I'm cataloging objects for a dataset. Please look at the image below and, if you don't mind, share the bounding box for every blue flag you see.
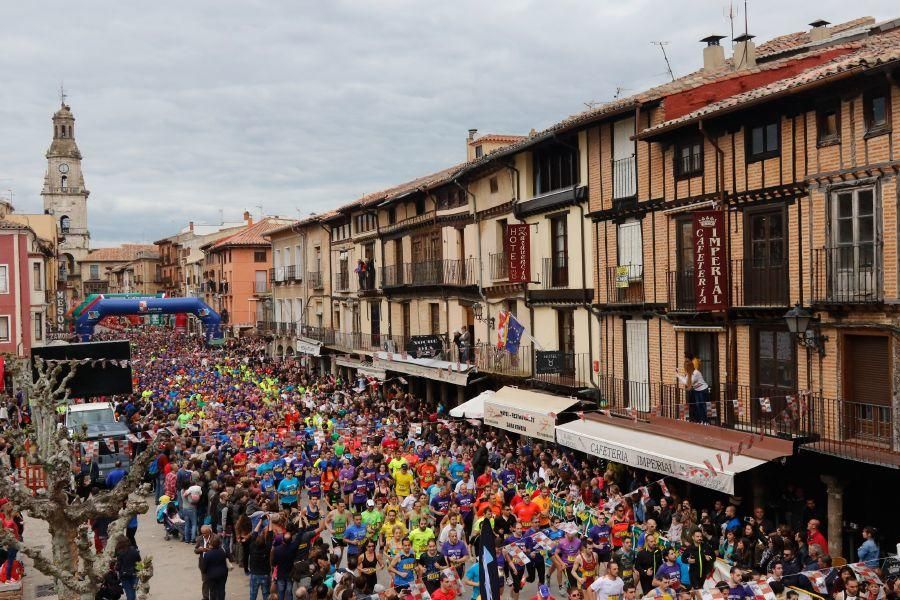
[504,314,525,353]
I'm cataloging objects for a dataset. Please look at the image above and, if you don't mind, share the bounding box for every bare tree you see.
[0,355,169,600]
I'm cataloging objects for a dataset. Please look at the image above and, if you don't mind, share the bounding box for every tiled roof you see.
[0,219,31,232]
[207,218,295,250]
[638,26,900,138]
[469,134,528,145]
[756,17,877,58]
[84,244,156,262]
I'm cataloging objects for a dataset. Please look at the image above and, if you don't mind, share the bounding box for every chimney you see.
[189,220,194,232]
[467,128,478,142]
[733,33,757,70]
[700,35,726,71]
[809,19,831,43]
[243,210,253,226]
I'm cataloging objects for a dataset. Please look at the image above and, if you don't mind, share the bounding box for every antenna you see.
[584,100,602,109]
[724,2,736,45]
[256,205,263,219]
[651,41,675,81]
[59,82,67,106]
[614,86,632,99]
[218,209,224,225]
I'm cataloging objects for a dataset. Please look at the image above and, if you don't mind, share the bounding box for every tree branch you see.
[0,528,93,595]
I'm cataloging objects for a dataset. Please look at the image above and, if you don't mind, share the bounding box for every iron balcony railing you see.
[532,352,592,390]
[812,243,883,304]
[594,375,898,465]
[269,268,277,282]
[731,258,789,307]
[667,269,696,311]
[381,259,477,288]
[605,264,644,304]
[490,252,509,281]
[473,343,531,377]
[284,265,296,281]
[612,155,636,199]
[308,271,324,289]
[541,254,569,288]
[334,270,350,291]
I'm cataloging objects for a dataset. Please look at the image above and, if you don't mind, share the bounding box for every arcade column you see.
[820,474,844,557]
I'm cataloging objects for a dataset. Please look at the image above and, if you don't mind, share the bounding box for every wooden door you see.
[752,328,796,421]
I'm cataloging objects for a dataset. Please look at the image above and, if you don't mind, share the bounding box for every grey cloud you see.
[0,0,893,245]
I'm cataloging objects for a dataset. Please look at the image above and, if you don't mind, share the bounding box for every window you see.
[0,316,9,342]
[33,263,42,291]
[430,303,440,335]
[674,139,703,178]
[864,86,890,135]
[550,214,569,287]
[817,101,841,145]
[388,207,397,225]
[254,250,267,263]
[401,303,411,338]
[475,145,483,158]
[557,309,575,355]
[534,137,579,195]
[436,188,466,210]
[746,120,779,161]
[830,187,878,299]
[0,265,7,293]
[355,213,377,233]
[60,215,71,233]
[331,222,351,241]
[34,312,43,341]
[489,176,499,194]
[415,198,426,216]
[617,219,643,279]
[89,264,100,280]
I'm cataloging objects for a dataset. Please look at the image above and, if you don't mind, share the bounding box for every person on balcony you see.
[675,355,709,424]
[355,259,367,290]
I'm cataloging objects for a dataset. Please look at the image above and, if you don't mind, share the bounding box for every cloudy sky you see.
[0,1,892,246]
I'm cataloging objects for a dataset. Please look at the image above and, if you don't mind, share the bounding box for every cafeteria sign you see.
[506,224,530,283]
[693,210,728,311]
[615,266,630,288]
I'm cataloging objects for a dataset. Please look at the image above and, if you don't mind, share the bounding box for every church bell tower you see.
[42,99,91,268]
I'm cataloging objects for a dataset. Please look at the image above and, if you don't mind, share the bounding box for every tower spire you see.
[59,82,67,106]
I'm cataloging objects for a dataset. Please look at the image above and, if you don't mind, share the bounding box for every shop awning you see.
[485,387,579,443]
[555,417,769,494]
[372,351,472,386]
[449,390,494,419]
[296,340,322,356]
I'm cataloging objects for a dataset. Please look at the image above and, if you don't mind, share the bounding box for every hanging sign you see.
[693,211,728,311]
[506,224,531,283]
[535,350,564,374]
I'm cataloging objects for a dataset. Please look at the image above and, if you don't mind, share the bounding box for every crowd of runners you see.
[39,329,895,600]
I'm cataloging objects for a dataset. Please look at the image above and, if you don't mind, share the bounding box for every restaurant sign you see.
[506,224,531,283]
[693,210,728,311]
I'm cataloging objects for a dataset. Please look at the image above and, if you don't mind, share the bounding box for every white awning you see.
[449,390,495,419]
[555,418,766,494]
[485,387,579,443]
[372,351,472,386]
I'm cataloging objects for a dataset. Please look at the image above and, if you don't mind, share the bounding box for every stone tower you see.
[42,102,90,272]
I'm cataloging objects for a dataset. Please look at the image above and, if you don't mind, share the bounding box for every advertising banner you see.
[506,224,530,283]
[693,210,728,311]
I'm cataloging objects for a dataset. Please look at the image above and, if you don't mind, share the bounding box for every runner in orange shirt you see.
[513,493,542,528]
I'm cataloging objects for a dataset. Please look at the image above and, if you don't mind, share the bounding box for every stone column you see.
[457,386,466,407]
[820,474,843,558]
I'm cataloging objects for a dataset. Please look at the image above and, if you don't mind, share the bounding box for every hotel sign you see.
[693,211,728,311]
[506,224,530,283]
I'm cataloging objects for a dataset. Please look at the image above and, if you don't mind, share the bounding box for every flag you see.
[496,311,510,350]
[479,519,501,600]
[504,314,525,353]
[759,397,772,413]
[659,480,670,497]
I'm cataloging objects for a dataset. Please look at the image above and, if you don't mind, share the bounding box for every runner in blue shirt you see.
[277,469,300,511]
[389,538,417,592]
[344,512,369,569]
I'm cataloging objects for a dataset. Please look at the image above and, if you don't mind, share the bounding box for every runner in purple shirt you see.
[553,530,582,589]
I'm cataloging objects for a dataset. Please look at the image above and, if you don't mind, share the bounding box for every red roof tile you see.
[84,244,156,262]
[207,218,296,250]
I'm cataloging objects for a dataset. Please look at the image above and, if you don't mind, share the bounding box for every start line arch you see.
[75,297,224,344]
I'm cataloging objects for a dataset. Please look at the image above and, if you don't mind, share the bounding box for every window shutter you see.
[618,220,643,269]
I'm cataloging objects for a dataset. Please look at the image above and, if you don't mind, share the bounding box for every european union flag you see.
[504,314,525,353]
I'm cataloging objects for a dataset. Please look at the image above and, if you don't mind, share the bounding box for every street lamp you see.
[783,303,827,356]
[472,302,495,329]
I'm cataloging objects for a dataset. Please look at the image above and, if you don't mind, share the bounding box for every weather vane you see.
[59,82,67,106]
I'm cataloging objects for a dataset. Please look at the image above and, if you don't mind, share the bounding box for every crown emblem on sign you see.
[698,215,717,227]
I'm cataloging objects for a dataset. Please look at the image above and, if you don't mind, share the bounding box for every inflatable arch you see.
[75,297,224,344]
